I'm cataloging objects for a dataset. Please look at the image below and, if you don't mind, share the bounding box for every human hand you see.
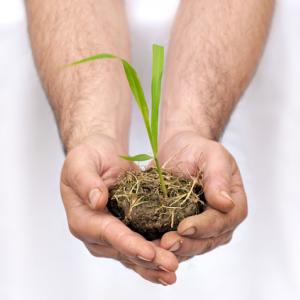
[158,131,248,259]
[60,135,178,285]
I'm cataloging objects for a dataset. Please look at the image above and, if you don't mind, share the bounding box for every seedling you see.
[66,44,167,196]
[66,44,206,240]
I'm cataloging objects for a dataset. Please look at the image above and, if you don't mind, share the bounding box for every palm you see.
[60,135,178,284]
[158,131,247,258]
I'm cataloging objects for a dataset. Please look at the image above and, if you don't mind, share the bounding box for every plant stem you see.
[154,156,168,198]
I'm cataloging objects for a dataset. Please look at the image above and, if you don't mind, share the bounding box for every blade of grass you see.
[121,60,152,149]
[120,154,153,162]
[64,54,154,151]
[151,44,164,155]
[63,53,116,67]
[64,48,168,197]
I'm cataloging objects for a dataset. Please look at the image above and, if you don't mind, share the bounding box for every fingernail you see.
[169,241,181,252]
[137,255,152,262]
[158,278,169,286]
[88,188,101,209]
[220,191,235,207]
[181,227,196,236]
[158,265,171,273]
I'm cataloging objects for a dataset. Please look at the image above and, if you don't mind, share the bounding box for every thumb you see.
[63,149,109,210]
[202,153,235,213]
[87,178,108,210]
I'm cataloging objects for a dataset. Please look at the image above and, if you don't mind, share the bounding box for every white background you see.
[0,0,299,299]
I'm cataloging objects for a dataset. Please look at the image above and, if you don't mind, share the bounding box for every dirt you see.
[107,168,206,240]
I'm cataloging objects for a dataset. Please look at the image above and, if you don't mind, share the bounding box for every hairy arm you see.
[160,0,275,142]
[25,0,179,285]
[26,0,131,152]
[158,0,274,257]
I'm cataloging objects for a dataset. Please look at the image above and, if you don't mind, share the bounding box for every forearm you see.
[26,0,131,152]
[160,0,274,141]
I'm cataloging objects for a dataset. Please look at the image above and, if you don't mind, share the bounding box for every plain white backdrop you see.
[0,1,299,299]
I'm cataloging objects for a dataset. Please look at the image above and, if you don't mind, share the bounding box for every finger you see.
[149,239,179,272]
[62,146,108,210]
[83,211,178,271]
[86,242,177,273]
[177,208,233,239]
[63,181,178,272]
[119,256,177,285]
[161,230,233,256]
[86,242,159,270]
[177,231,233,256]
[177,256,193,263]
[131,264,177,286]
[178,171,247,239]
[75,206,178,271]
[67,205,157,262]
[159,234,193,262]
[160,231,184,252]
[202,145,235,212]
[85,242,120,259]
[129,246,178,272]
[86,245,176,285]
[231,167,248,217]
[152,246,179,273]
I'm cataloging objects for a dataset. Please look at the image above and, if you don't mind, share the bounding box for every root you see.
[108,167,206,240]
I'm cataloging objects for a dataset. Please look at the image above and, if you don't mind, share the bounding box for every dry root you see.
[108,168,206,240]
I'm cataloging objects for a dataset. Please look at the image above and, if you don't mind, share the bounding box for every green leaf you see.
[151,44,164,155]
[120,154,153,162]
[120,59,153,148]
[64,46,168,196]
[64,53,154,151]
[63,53,116,67]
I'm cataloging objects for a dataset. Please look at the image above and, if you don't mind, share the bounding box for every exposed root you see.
[108,167,206,240]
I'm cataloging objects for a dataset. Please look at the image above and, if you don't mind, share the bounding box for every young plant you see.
[66,44,167,197]
[65,44,206,240]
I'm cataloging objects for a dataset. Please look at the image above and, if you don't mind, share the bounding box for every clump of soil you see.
[108,168,206,240]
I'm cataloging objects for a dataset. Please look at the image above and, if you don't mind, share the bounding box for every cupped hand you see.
[158,131,248,259]
[60,135,178,285]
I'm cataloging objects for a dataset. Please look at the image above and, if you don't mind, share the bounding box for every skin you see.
[159,0,275,258]
[26,0,274,286]
[26,0,178,285]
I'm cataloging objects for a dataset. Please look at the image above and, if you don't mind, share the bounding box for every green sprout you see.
[65,44,167,197]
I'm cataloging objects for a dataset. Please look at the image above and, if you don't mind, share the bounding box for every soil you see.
[107,168,206,240]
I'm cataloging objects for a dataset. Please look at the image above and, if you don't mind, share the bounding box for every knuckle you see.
[211,142,228,158]
[86,243,104,258]
[87,247,99,257]
[211,213,226,235]
[178,256,193,263]
[241,204,248,221]
[239,210,247,223]
[216,142,226,153]
[98,219,114,244]
[203,238,216,254]
[235,204,248,226]
[230,154,237,167]
[116,251,126,263]
[222,233,233,245]
[68,215,82,240]
[116,232,136,253]
[226,149,235,162]
[121,260,134,269]
[71,170,86,188]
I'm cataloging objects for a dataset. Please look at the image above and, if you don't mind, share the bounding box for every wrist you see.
[58,92,131,153]
[159,117,218,147]
[61,119,129,154]
[64,132,128,157]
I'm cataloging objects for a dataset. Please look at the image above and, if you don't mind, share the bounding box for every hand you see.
[158,131,248,259]
[60,135,178,285]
